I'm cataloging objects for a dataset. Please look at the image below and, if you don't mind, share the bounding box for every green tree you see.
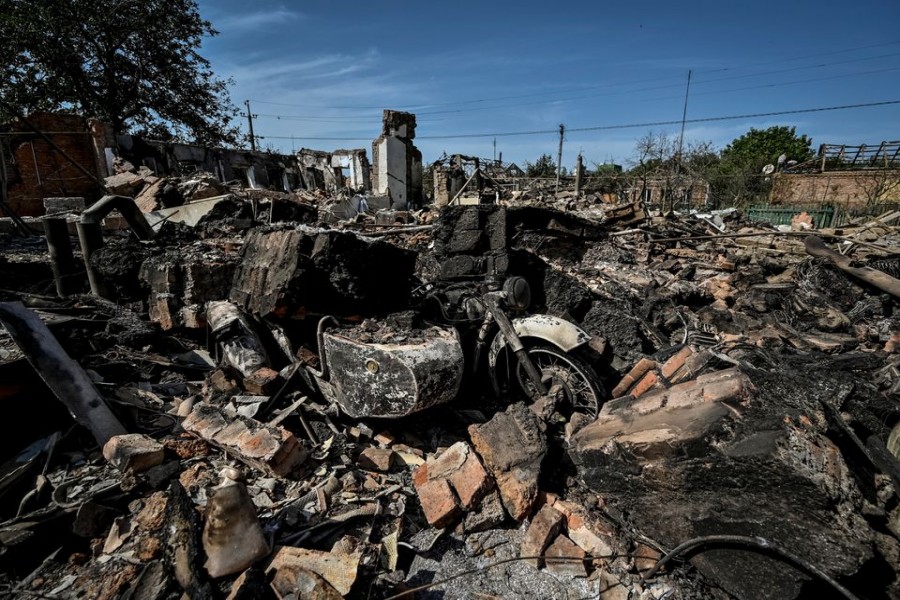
[0,0,240,146]
[524,154,557,178]
[712,126,814,206]
[721,126,814,171]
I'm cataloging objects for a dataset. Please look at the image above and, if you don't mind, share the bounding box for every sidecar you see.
[308,321,465,419]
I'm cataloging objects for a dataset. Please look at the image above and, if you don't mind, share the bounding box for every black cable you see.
[640,534,860,600]
[383,553,620,599]
[254,98,900,143]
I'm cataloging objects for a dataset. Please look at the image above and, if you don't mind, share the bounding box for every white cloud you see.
[214,8,304,32]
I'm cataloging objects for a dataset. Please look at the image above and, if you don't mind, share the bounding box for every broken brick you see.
[469,403,546,521]
[545,534,588,577]
[102,433,165,474]
[463,489,507,533]
[520,504,565,567]
[358,447,394,471]
[414,477,460,528]
[267,546,360,596]
[632,542,662,573]
[242,367,282,395]
[426,441,492,510]
[182,403,307,477]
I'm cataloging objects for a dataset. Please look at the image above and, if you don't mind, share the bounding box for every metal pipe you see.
[80,195,154,239]
[76,220,105,296]
[312,316,339,380]
[0,301,127,446]
[43,216,80,297]
[77,195,154,296]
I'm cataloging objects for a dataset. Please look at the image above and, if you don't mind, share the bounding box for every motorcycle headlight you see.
[503,276,531,311]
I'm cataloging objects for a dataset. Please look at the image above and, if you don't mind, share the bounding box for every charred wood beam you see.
[804,235,900,299]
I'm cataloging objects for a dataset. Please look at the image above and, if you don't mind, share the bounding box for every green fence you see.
[748,204,836,227]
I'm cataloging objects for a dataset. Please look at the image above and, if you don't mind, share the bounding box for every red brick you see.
[417,442,493,511]
[6,113,102,216]
[611,357,657,397]
[633,543,662,573]
[358,447,394,472]
[243,367,282,395]
[520,504,565,567]
[415,478,460,528]
[630,370,659,398]
[885,331,900,353]
[545,534,587,577]
[660,346,694,379]
[432,442,492,510]
[412,463,430,488]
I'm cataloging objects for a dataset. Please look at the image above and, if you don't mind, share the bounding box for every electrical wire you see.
[254,99,900,142]
[247,39,900,112]
[639,534,860,600]
[382,554,619,599]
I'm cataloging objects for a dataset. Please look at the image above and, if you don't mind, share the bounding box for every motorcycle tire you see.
[502,342,607,419]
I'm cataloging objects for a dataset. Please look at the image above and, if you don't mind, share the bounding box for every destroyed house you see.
[772,139,900,210]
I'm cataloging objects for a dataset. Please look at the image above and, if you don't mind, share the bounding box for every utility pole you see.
[673,70,692,212]
[676,70,692,162]
[555,123,565,194]
[574,153,584,196]
[244,100,257,152]
[493,138,497,163]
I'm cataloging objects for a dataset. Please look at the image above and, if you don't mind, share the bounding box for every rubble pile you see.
[1,184,899,599]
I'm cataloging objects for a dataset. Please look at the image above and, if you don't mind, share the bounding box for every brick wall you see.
[770,170,900,210]
[3,113,103,216]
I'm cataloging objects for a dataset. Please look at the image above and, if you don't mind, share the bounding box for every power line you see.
[256,98,900,142]
[634,65,900,106]
[246,51,900,121]
[424,99,900,139]
[244,40,900,115]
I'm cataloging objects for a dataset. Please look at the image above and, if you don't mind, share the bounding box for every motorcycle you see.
[301,275,607,420]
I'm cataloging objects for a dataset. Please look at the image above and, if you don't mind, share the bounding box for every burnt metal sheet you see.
[319,328,463,418]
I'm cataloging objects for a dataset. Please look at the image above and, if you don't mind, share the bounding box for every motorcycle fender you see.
[487,315,592,376]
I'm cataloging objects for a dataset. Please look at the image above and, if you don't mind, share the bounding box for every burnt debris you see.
[0,171,899,600]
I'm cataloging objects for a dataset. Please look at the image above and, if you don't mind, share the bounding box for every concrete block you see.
[43,197,85,215]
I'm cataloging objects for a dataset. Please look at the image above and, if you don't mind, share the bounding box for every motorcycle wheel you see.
[509,343,606,419]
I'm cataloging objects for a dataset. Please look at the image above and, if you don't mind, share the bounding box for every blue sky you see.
[198,0,900,169]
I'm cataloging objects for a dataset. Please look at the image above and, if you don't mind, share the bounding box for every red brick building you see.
[1,112,107,216]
